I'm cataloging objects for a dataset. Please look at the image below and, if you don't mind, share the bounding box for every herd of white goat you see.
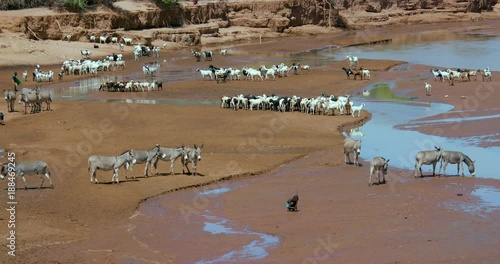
[220,93,365,117]
[198,63,310,83]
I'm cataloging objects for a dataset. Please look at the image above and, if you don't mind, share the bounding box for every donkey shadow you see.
[345,162,364,167]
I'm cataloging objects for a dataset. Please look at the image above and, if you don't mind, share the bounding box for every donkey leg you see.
[22,176,28,190]
[170,159,176,175]
[39,174,45,189]
[115,169,120,184]
[144,161,149,178]
[45,172,53,188]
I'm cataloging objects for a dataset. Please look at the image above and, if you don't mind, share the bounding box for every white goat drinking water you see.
[351,103,366,117]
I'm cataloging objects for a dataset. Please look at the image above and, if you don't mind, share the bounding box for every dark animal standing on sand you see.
[342,67,352,79]
[286,194,299,211]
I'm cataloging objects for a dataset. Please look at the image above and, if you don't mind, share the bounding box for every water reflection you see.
[323,31,500,70]
[352,86,499,180]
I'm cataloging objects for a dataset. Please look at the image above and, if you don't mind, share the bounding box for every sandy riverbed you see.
[0,19,499,263]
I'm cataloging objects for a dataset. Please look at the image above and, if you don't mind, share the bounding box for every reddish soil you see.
[0,19,499,263]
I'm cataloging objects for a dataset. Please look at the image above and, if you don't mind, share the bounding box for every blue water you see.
[318,31,500,71]
[194,187,280,263]
[352,85,500,179]
[472,186,500,209]
[196,216,280,264]
[321,33,500,71]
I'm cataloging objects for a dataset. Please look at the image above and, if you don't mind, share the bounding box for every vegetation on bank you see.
[0,0,115,10]
[0,0,497,12]
[0,0,177,11]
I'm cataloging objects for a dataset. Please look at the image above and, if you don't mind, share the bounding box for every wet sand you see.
[0,20,499,263]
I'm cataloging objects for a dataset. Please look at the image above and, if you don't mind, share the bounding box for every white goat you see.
[425,82,431,96]
[300,64,310,73]
[220,49,227,56]
[65,34,71,42]
[362,69,371,80]
[197,68,214,80]
[111,37,118,44]
[347,55,358,68]
[351,103,366,117]
[122,37,133,46]
[99,36,107,44]
[22,70,28,81]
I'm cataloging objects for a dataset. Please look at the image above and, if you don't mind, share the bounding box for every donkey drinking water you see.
[88,150,136,184]
[415,146,443,178]
[438,150,475,177]
[1,161,53,189]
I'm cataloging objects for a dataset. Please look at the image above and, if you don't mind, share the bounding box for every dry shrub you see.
[0,0,117,10]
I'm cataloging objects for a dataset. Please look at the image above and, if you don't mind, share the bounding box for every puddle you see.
[443,186,499,217]
[471,186,500,209]
[196,215,280,264]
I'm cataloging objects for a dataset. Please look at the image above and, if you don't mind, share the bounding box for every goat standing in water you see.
[425,82,432,96]
[369,157,389,186]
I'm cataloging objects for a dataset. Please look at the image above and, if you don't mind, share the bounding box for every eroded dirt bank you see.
[1,0,499,47]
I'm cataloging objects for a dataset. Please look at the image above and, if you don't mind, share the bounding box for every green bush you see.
[159,0,177,6]
[62,0,88,10]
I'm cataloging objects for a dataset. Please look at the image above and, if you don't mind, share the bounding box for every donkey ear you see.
[194,144,197,149]
[386,159,390,163]
[200,144,204,149]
